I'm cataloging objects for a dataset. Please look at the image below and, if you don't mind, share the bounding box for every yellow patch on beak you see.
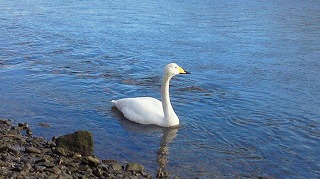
[178,66,190,74]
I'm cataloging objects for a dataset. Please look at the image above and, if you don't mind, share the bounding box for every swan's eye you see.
[175,66,177,68]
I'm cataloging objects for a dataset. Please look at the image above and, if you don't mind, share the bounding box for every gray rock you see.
[47,141,56,147]
[26,128,32,137]
[35,158,51,164]
[35,162,55,168]
[1,137,10,143]
[55,130,94,156]
[98,163,108,170]
[0,160,12,167]
[20,158,31,164]
[0,119,11,125]
[141,170,148,177]
[34,165,46,171]
[79,164,90,171]
[13,135,22,140]
[58,171,73,179]
[23,162,32,172]
[0,144,9,153]
[48,174,58,179]
[82,156,100,166]
[25,147,41,154]
[52,136,57,141]
[126,163,144,173]
[18,123,28,129]
[8,147,20,156]
[116,174,124,178]
[52,147,68,156]
[64,162,79,168]
[92,168,103,177]
[103,159,122,171]
[82,168,93,177]
[107,168,117,175]
[1,154,12,162]
[10,164,23,172]
[45,166,61,175]
[102,172,112,178]
[79,175,88,179]
[110,162,122,171]
[34,172,46,178]
[65,162,79,173]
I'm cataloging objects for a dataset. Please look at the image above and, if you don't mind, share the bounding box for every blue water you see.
[1,0,320,178]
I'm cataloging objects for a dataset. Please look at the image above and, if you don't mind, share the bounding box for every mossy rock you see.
[55,130,93,156]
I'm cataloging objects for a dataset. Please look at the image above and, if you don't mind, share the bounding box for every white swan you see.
[111,63,190,127]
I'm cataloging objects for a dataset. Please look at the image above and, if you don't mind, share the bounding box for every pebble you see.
[18,122,28,129]
[10,165,23,172]
[0,144,9,152]
[45,166,61,175]
[93,167,103,177]
[34,165,46,171]
[26,128,32,137]
[8,147,20,156]
[0,119,11,125]
[35,161,55,168]
[126,163,145,173]
[82,156,100,166]
[47,141,56,147]
[23,163,32,172]
[25,147,41,154]
[20,158,31,164]
[35,158,51,163]
[1,154,12,162]
[110,162,123,171]
[58,171,73,179]
[79,164,90,171]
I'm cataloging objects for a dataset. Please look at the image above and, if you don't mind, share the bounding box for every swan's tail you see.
[111,100,117,105]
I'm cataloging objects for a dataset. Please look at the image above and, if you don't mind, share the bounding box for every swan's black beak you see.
[181,71,191,74]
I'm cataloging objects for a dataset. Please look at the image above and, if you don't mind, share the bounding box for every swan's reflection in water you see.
[112,107,178,177]
[156,127,178,178]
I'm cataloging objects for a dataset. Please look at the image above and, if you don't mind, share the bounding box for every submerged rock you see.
[37,122,50,128]
[55,130,94,156]
[18,122,28,129]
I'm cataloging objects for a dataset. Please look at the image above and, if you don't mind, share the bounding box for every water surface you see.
[1,0,320,178]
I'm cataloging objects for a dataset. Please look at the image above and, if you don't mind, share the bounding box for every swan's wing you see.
[112,97,165,125]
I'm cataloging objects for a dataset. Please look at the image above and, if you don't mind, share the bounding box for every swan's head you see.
[164,63,190,77]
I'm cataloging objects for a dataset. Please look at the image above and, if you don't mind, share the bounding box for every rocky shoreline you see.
[0,119,153,179]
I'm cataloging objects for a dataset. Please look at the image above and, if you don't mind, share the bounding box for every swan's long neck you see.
[161,74,179,127]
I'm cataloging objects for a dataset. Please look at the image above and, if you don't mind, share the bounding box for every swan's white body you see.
[111,63,189,127]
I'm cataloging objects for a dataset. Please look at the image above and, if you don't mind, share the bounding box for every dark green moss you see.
[55,130,93,156]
